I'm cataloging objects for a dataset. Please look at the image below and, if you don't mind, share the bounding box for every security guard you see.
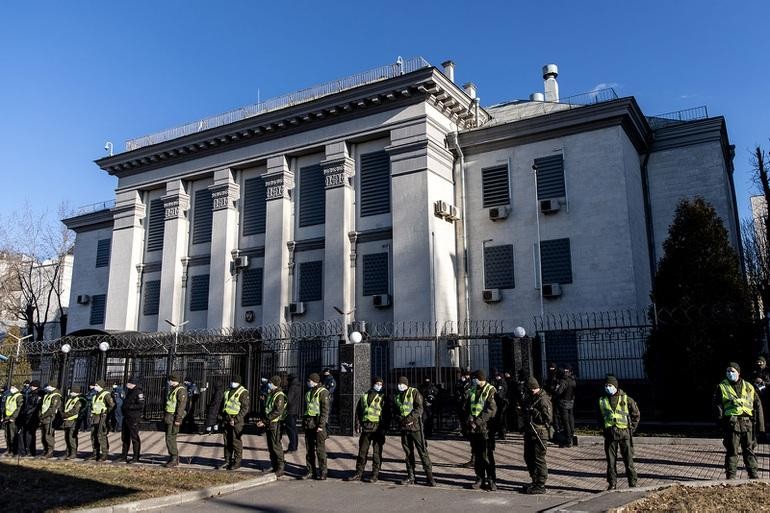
[39,383,62,458]
[713,362,765,479]
[599,374,640,489]
[256,375,286,476]
[90,380,115,462]
[302,372,330,480]
[346,376,389,482]
[520,376,551,494]
[2,384,23,457]
[395,376,435,486]
[465,370,498,491]
[164,374,187,468]
[119,376,145,463]
[219,374,249,470]
[62,386,86,459]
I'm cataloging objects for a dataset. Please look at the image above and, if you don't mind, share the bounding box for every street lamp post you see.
[60,343,72,392]
[164,319,189,376]
[5,333,32,387]
[98,341,110,381]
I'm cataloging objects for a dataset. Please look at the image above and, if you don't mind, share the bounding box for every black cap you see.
[526,377,540,389]
[398,376,409,385]
[30,380,40,388]
[372,376,384,385]
[232,375,242,384]
[169,373,181,382]
[605,374,619,387]
[727,362,741,373]
[270,375,281,387]
[308,373,320,383]
[472,369,487,381]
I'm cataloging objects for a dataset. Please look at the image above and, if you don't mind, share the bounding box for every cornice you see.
[61,209,114,233]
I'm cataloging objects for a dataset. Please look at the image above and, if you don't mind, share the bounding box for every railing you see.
[124,56,432,152]
[647,105,709,129]
[74,199,116,216]
[558,87,619,106]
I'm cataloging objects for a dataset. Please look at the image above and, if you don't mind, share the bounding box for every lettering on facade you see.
[265,178,285,200]
[323,164,351,189]
[164,201,180,220]
[211,190,230,210]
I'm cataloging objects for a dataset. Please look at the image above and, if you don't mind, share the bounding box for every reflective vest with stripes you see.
[720,379,755,417]
[41,391,61,416]
[395,387,416,417]
[92,390,110,415]
[165,385,184,414]
[265,390,287,422]
[469,383,496,417]
[362,392,384,423]
[4,392,21,418]
[64,396,85,421]
[223,386,247,416]
[599,393,630,429]
[305,386,325,417]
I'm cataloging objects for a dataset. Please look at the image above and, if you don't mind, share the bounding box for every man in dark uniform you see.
[751,356,770,438]
[714,362,764,479]
[62,386,86,459]
[464,370,498,490]
[395,376,435,486]
[599,374,640,489]
[455,370,474,468]
[520,376,551,494]
[219,374,249,470]
[284,374,301,452]
[347,376,389,482]
[545,363,560,442]
[302,372,330,480]
[2,384,23,457]
[39,382,62,458]
[164,374,187,468]
[90,380,115,461]
[119,376,145,463]
[557,364,577,447]
[18,380,41,457]
[493,372,509,440]
[419,377,439,438]
[257,375,286,476]
[322,368,336,414]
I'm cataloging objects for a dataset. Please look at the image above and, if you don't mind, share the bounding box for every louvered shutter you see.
[95,239,111,268]
[482,166,510,208]
[299,165,325,227]
[89,295,106,325]
[241,268,264,307]
[242,178,267,235]
[535,155,566,199]
[540,238,572,284]
[360,151,391,217]
[363,253,389,296]
[143,280,161,316]
[299,261,323,302]
[192,189,213,244]
[189,275,210,311]
[147,199,165,252]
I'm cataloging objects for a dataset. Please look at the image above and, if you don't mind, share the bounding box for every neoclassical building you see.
[63,58,741,365]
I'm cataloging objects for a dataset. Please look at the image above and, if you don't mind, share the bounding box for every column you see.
[207,169,240,329]
[104,190,146,330]
[322,142,355,331]
[337,342,371,436]
[158,180,190,332]
[262,156,294,325]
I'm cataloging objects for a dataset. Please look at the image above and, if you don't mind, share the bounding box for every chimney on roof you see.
[463,82,477,99]
[542,64,559,102]
[442,60,455,83]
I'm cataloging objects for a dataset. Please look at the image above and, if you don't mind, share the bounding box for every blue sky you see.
[1,1,768,227]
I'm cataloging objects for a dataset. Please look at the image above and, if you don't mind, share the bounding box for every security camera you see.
[104,141,114,156]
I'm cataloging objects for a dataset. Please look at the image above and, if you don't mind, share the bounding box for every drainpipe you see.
[640,151,656,285]
[447,132,470,328]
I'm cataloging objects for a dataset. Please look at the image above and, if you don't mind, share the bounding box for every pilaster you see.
[158,180,190,332]
[207,169,240,329]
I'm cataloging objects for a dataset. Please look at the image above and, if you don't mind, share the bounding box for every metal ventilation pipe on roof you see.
[463,82,477,99]
[530,92,545,102]
[442,60,456,83]
[543,64,559,102]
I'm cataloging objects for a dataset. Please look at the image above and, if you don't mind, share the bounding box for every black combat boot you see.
[345,472,362,481]
[471,479,483,490]
[369,470,379,483]
[399,473,415,485]
[425,471,436,487]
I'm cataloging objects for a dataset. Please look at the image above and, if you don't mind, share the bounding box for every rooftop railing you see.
[124,57,432,152]
[74,199,115,216]
[647,106,709,129]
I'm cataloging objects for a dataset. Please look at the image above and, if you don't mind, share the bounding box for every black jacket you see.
[286,377,302,416]
[121,386,145,421]
[205,385,224,428]
[20,389,42,426]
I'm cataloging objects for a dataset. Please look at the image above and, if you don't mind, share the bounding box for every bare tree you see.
[744,146,770,319]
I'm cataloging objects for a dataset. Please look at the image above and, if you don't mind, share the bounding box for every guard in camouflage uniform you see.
[520,376,551,494]
[219,374,249,470]
[39,383,62,458]
[464,370,498,491]
[599,374,640,489]
[713,362,765,479]
[2,384,23,456]
[62,386,86,459]
[346,376,390,482]
[302,372,330,480]
[395,376,435,487]
[164,374,187,468]
[90,380,115,462]
[256,375,286,476]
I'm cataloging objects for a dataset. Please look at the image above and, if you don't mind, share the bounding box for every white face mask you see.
[605,384,617,396]
[45,386,54,392]
[471,378,479,386]
[726,370,739,382]
[267,383,275,391]
[307,381,316,388]
[231,382,240,389]
[10,388,18,394]
[373,384,383,392]
[70,392,78,397]
[397,384,408,392]
[93,385,103,392]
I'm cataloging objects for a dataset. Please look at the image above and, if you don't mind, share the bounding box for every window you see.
[363,253,389,296]
[360,151,391,216]
[241,268,264,307]
[147,199,165,252]
[484,244,515,289]
[143,280,161,316]
[540,238,572,284]
[242,178,267,236]
[189,274,210,311]
[95,238,111,268]
[535,155,565,200]
[299,261,323,302]
[89,294,106,325]
[482,165,510,208]
[192,189,213,244]
[299,165,325,227]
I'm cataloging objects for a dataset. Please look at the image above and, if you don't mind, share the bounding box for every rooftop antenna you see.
[104,141,113,157]
[396,56,404,75]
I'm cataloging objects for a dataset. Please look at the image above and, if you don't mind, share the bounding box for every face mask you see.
[267,383,275,391]
[373,384,383,392]
[397,384,408,392]
[10,388,18,394]
[93,385,103,393]
[307,381,315,389]
[45,386,54,392]
[261,378,268,383]
[726,371,739,382]
[70,392,78,397]
[605,385,617,396]
[471,378,479,386]
[231,382,240,389]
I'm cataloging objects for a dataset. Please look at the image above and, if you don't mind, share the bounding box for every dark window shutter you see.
[143,280,161,316]
[360,151,391,217]
[535,155,565,199]
[540,238,572,284]
[89,294,106,325]
[484,244,515,289]
[242,178,267,236]
[95,238,111,268]
[189,274,210,311]
[482,166,510,208]
[241,268,264,307]
[192,189,213,244]
[363,252,389,296]
[147,199,166,252]
[299,165,325,227]
[299,261,323,302]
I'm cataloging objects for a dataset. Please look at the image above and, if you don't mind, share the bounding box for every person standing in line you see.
[219,374,249,470]
[39,382,62,458]
[110,383,125,433]
[599,374,640,489]
[545,363,560,443]
[163,374,187,468]
[301,373,330,480]
[204,383,223,435]
[492,371,509,440]
[18,380,41,457]
[520,377,551,494]
[465,370,498,491]
[61,386,86,459]
[257,375,286,476]
[1,384,23,457]
[395,376,435,487]
[419,377,439,439]
[119,376,145,463]
[89,380,115,462]
[284,373,301,452]
[322,368,336,414]
[557,364,577,447]
[346,376,390,483]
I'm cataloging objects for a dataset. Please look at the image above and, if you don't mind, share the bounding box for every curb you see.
[71,472,277,513]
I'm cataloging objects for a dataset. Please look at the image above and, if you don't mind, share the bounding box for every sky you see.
[1,1,769,228]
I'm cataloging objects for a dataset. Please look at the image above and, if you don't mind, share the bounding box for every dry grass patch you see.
[621,482,770,512]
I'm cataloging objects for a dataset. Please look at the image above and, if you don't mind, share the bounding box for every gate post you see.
[337,342,370,436]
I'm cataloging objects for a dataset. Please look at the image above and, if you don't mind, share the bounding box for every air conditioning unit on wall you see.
[434,200,450,218]
[542,283,563,298]
[482,289,501,303]
[234,255,250,269]
[488,206,511,221]
[372,294,392,308]
[540,199,561,214]
[286,302,305,316]
[76,294,90,305]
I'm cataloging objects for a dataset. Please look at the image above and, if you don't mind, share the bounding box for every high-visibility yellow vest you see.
[92,390,110,415]
[4,392,21,418]
[41,391,61,416]
[362,392,384,422]
[305,386,324,416]
[223,386,247,415]
[720,379,755,417]
[165,385,184,414]
[64,396,84,421]
[265,390,287,422]
[395,387,416,417]
[469,383,496,417]
[599,393,630,429]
